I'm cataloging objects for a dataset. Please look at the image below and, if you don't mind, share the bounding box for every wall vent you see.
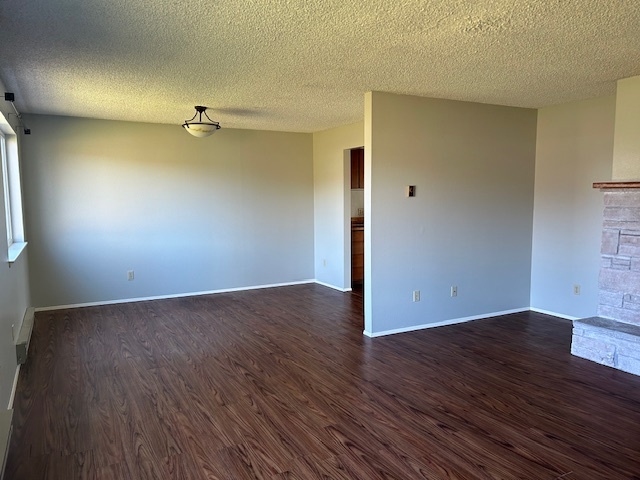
[16,307,34,365]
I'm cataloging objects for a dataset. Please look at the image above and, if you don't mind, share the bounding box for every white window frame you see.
[0,132,11,246]
[0,112,27,263]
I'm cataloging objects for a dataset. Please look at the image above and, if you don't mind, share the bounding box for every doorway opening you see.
[349,147,364,298]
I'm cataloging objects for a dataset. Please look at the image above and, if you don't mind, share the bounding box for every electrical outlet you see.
[451,286,458,297]
[412,290,420,302]
[573,284,581,295]
[127,270,135,281]
[357,208,364,216]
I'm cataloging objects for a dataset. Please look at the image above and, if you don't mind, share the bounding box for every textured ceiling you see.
[1,0,639,133]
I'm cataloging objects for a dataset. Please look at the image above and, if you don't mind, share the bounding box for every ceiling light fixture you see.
[182,106,221,138]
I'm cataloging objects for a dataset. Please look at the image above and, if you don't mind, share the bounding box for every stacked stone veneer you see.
[572,188,640,376]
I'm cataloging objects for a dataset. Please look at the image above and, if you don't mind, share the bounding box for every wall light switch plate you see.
[406,185,416,197]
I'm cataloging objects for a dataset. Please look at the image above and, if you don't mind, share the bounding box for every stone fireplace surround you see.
[571,182,640,375]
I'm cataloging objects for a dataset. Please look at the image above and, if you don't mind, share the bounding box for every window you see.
[0,111,26,263]
[1,132,11,244]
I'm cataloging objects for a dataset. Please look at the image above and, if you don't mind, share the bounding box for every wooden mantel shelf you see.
[593,181,640,190]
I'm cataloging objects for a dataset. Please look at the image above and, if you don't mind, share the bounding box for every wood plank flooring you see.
[6,284,640,479]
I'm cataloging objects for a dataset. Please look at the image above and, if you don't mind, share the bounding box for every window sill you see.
[8,241,27,264]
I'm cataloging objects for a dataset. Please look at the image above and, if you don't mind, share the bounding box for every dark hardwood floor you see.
[6,284,640,479]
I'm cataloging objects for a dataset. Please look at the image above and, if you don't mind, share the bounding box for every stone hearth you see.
[571,183,640,375]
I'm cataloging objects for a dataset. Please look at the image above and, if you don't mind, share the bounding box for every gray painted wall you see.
[312,122,363,290]
[530,96,615,318]
[0,78,31,409]
[0,253,28,409]
[612,75,640,180]
[21,115,314,307]
[365,92,537,335]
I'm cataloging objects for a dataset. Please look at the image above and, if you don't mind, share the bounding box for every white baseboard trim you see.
[363,307,530,338]
[8,366,19,410]
[34,279,317,312]
[529,307,579,321]
[314,280,352,292]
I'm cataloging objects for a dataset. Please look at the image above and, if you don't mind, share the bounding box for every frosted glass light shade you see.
[182,122,220,138]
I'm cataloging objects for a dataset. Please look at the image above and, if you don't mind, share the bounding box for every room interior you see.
[1,0,640,477]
